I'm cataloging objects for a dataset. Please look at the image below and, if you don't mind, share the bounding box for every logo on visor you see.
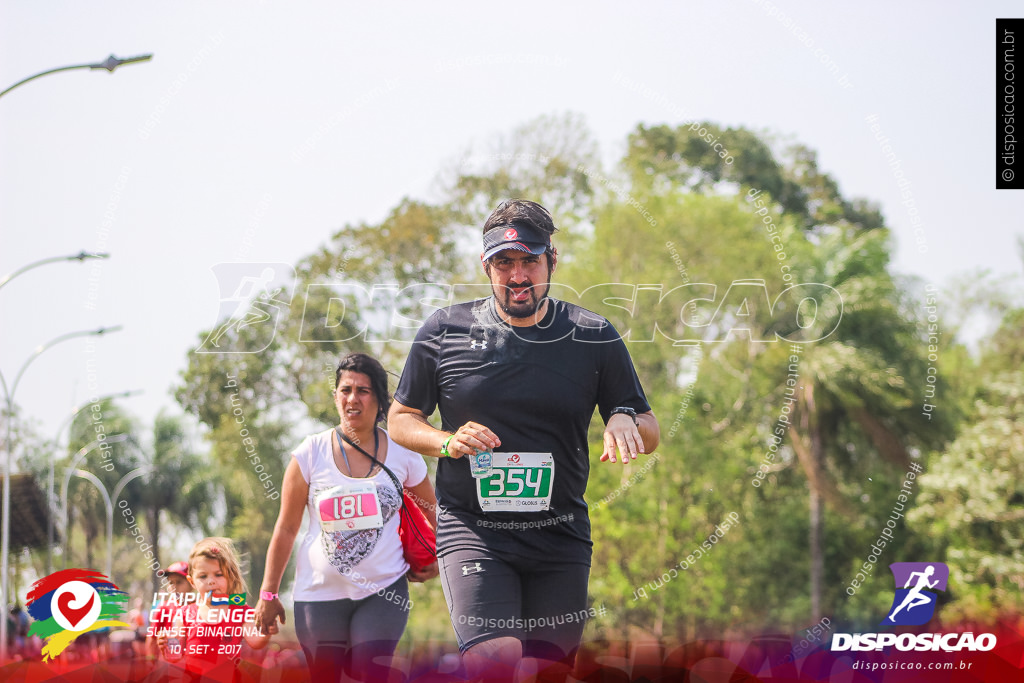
[504,228,518,240]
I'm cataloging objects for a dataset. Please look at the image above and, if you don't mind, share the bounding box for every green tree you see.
[910,309,1024,623]
[281,197,464,424]
[177,329,291,592]
[573,119,951,639]
[141,411,217,593]
[566,183,792,639]
[622,122,885,231]
[778,224,949,619]
[443,111,599,238]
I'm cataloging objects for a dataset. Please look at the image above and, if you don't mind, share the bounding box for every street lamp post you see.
[0,326,122,660]
[1,51,150,662]
[68,471,111,578]
[59,434,130,570]
[0,251,109,292]
[66,465,149,581]
[0,54,153,99]
[48,389,143,574]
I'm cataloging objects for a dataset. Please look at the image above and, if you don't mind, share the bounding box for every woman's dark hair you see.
[335,352,391,423]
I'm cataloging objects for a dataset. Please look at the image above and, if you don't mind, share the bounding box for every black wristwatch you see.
[610,406,638,425]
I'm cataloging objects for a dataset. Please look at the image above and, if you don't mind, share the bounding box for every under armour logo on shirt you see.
[462,563,483,575]
[470,340,488,350]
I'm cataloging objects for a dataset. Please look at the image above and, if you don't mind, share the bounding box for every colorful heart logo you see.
[56,591,95,629]
[27,569,129,661]
[50,581,101,632]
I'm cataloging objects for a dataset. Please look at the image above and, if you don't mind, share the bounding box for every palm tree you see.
[775,224,943,618]
[143,412,217,594]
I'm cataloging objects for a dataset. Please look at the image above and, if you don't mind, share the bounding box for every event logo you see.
[883,562,948,626]
[197,263,296,354]
[297,279,844,345]
[26,569,130,661]
[832,561,997,653]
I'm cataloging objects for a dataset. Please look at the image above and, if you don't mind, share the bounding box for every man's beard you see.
[492,281,550,319]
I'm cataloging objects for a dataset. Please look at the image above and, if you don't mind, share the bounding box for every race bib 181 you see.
[316,481,383,531]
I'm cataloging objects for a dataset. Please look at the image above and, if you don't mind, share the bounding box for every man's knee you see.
[464,636,523,680]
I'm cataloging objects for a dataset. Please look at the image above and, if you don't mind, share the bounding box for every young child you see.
[147,560,191,659]
[158,538,275,678]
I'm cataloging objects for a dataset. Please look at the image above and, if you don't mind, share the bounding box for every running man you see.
[888,565,939,622]
[388,199,659,680]
[204,266,285,348]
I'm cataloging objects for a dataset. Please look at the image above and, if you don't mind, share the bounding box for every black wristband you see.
[610,406,638,425]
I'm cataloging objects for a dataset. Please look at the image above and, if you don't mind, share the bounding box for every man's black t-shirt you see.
[394,297,651,565]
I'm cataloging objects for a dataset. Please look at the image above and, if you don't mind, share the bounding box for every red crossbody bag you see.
[336,430,437,573]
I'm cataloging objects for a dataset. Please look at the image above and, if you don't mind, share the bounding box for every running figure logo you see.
[883,562,949,626]
[197,263,295,354]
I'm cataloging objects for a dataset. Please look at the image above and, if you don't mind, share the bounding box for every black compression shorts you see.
[438,546,591,660]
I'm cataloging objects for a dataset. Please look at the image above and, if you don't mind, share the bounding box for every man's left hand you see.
[601,413,645,464]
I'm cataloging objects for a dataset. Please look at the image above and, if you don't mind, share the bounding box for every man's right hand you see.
[444,422,501,458]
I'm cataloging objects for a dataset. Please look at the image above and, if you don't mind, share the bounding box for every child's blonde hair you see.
[188,537,247,595]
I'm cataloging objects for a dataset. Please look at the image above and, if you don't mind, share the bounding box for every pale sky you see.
[2,1,1021,446]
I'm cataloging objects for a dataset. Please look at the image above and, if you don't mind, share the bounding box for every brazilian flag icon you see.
[229,593,246,606]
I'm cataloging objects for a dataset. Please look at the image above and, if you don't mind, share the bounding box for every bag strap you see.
[334,428,401,491]
[336,428,435,557]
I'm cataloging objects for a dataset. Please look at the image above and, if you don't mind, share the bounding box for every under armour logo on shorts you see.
[462,563,483,576]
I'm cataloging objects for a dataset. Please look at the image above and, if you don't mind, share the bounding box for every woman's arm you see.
[253,458,308,635]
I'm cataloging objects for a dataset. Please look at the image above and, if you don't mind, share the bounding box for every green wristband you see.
[440,434,454,458]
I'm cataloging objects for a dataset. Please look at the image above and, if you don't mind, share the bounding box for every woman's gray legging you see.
[294,575,410,682]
